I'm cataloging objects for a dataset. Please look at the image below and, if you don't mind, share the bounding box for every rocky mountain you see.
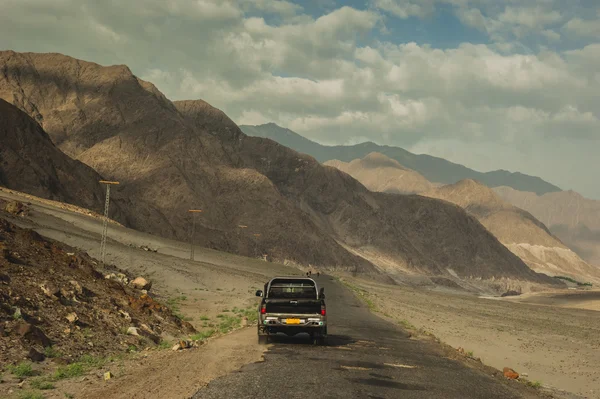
[0,50,562,291]
[240,123,562,195]
[324,153,438,194]
[324,153,600,284]
[0,98,131,222]
[495,187,600,267]
[424,181,600,284]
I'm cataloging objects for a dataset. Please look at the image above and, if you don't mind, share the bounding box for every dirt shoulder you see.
[43,327,266,399]
[339,275,600,399]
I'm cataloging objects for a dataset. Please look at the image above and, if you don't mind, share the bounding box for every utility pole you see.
[253,233,261,257]
[99,180,119,267]
[188,209,203,260]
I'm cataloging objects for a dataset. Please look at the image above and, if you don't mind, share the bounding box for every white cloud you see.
[563,16,600,38]
[498,6,562,30]
[1,0,599,197]
[371,0,436,19]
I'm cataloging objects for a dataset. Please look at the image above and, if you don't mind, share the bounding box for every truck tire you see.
[258,335,269,345]
[311,335,326,346]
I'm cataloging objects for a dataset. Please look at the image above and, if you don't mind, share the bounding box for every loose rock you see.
[66,313,78,323]
[130,277,152,291]
[28,347,45,362]
[503,367,519,379]
[15,321,52,347]
[127,327,139,336]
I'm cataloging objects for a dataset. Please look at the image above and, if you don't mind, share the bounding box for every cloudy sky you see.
[1,0,599,198]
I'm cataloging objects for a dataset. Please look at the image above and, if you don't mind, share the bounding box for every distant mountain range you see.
[325,152,600,285]
[240,123,562,196]
[495,187,600,268]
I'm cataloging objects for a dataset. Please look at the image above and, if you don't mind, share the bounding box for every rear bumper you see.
[258,314,327,335]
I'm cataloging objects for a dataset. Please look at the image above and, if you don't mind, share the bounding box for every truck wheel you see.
[258,335,269,345]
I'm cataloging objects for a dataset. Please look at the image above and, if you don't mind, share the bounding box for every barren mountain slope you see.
[324,153,437,194]
[177,100,560,289]
[324,154,600,283]
[0,51,561,290]
[424,180,600,284]
[0,98,133,223]
[495,186,600,266]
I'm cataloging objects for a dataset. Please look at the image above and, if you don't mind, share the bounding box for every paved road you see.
[193,276,541,399]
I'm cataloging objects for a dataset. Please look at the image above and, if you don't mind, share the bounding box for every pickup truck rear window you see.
[267,279,317,299]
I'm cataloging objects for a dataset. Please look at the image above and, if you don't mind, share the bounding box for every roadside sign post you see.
[188,210,203,260]
[99,180,119,267]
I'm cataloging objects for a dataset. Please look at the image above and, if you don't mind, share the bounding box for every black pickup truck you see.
[255,277,327,345]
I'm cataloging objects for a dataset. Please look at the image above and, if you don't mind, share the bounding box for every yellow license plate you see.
[285,318,301,324]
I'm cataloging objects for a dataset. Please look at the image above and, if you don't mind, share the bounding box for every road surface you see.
[193,276,542,399]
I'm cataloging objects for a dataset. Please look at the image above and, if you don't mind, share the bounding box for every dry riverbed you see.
[339,274,600,399]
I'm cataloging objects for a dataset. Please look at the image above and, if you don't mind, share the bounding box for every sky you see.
[1,0,599,198]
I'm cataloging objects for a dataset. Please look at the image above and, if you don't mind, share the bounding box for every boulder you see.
[70,280,83,295]
[127,327,139,336]
[503,367,519,379]
[136,324,161,344]
[118,310,132,321]
[0,272,10,284]
[130,277,152,291]
[27,347,45,362]
[40,283,60,298]
[16,321,52,347]
[65,313,78,323]
[4,201,25,215]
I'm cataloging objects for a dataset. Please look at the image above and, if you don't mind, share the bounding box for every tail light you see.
[321,304,326,316]
[260,304,266,314]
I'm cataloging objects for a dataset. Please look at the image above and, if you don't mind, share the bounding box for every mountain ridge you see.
[240,123,562,195]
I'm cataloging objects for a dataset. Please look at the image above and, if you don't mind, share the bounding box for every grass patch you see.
[339,279,377,311]
[17,391,45,399]
[191,329,215,341]
[52,363,85,380]
[524,380,542,389]
[43,346,62,359]
[157,340,172,350]
[7,362,36,377]
[398,319,415,330]
[51,354,106,381]
[217,315,242,334]
[553,276,592,287]
[30,378,55,390]
[199,315,210,321]
[466,351,474,357]
[241,307,258,324]
[165,295,188,320]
